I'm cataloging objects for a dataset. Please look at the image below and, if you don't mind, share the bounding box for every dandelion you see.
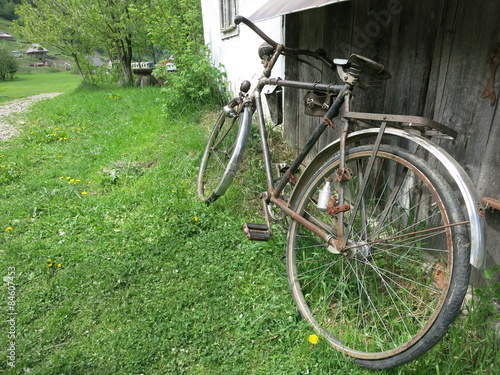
[57,264,62,268]
[193,216,199,221]
[47,259,52,263]
[81,191,88,195]
[5,227,13,231]
[308,334,319,345]
[47,263,53,267]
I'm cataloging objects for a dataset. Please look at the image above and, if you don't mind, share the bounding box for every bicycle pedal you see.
[243,223,272,241]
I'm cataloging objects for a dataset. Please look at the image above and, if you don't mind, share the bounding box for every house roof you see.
[26,44,49,54]
[249,0,351,22]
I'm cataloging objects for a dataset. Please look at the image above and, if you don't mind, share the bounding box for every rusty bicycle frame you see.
[233,16,484,269]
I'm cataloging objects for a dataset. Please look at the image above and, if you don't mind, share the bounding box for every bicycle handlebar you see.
[235,15,335,69]
[235,16,279,48]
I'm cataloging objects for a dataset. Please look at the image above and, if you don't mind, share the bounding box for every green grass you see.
[0,72,81,103]
[0,87,498,374]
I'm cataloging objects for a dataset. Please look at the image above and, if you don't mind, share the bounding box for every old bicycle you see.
[197,16,485,370]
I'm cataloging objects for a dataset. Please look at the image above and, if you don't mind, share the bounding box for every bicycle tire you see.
[197,106,252,203]
[286,145,470,369]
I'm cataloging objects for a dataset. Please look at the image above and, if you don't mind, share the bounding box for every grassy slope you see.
[0,88,498,374]
[1,18,80,103]
[0,72,81,103]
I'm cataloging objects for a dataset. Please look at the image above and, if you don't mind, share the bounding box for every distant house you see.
[0,32,13,40]
[26,44,49,59]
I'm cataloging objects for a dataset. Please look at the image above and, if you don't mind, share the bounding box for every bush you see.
[155,46,227,116]
[0,46,19,80]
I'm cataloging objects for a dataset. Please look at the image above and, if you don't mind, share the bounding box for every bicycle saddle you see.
[334,54,391,80]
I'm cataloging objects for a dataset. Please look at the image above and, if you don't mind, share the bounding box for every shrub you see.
[0,46,18,80]
[155,46,227,116]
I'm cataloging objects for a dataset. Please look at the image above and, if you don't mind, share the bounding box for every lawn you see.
[0,87,498,374]
[0,72,81,103]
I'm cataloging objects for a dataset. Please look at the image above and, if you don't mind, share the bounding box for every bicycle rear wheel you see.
[197,106,252,203]
[286,145,470,369]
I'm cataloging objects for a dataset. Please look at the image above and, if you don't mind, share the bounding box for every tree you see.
[138,0,227,110]
[15,0,150,85]
[15,0,95,81]
[82,0,150,85]
[0,0,21,20]
[0,47,18,80]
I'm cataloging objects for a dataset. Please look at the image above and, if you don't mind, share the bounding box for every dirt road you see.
[0,93,62,141]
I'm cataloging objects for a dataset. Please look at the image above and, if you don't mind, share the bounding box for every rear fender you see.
[289,127,485,269]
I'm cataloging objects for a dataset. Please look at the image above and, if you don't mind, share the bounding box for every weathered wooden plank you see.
[282,0,500,279]
[431,0,500,182]
[284,13,301,154]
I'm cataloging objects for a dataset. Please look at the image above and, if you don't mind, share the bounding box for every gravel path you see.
[0,93,63,141]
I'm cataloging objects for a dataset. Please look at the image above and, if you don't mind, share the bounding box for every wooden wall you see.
[283,0,500,283]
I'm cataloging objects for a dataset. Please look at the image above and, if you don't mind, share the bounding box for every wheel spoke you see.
[287,145,470,367]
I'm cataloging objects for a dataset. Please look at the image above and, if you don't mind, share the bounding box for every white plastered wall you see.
[200,1,285,97]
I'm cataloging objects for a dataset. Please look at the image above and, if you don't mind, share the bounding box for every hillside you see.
[0,17,73,72]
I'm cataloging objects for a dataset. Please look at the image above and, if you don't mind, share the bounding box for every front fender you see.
[289,127,485,269]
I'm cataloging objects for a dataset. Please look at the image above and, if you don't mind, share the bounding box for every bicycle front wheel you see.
[197,106,252,203]
[286,145,470,369]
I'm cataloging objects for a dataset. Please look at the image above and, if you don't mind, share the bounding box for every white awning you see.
[249,0,351,22]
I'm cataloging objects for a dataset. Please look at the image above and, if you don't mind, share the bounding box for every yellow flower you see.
[47,259,52,263]
[57,264,62,268]
[5,227,13,231]
[308,334,319,345]
[47,263,53,267]
[193,216,199,221]
[81,191,88,195]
